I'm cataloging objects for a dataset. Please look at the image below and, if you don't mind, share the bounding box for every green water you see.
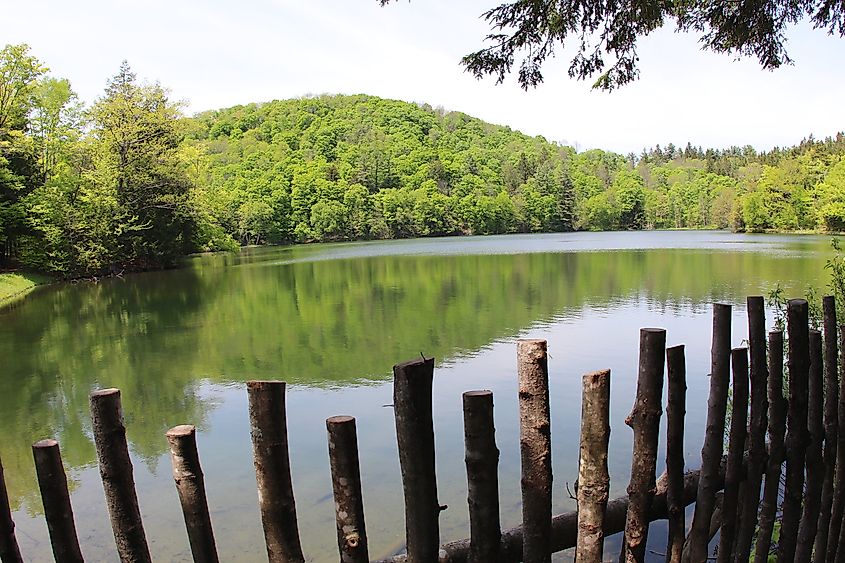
[0,231,835,561]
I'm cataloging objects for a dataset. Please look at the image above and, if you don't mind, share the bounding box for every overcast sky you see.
[5,0,845,154]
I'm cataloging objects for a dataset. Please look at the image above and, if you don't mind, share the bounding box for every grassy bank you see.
[0,272,53,307]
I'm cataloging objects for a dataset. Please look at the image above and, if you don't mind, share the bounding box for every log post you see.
[734,296,768,562]
[89,388,152,563]
[32,439,83,563]
[326,416,369,563]
[778,299,810,562]
[716,348,748,563]
[753,330,786,563]
[166,425,218,563]
[797,329,825,562]
[462,391,501,563]
[665,345,686,563]
[577,369,611,563]
[246,381,305,563]
[834,326,845,563]
[393,357,440,563]
[817,296,838,563]
[683,303,731,563]
[518,339,552,563]
[0,455,22,563]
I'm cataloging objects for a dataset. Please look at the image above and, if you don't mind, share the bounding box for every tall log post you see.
[620,328,666,563]
[327,416,369,563]
[683,303,732,563]
[32,439,83,563]
[753,330,786,563]
[797,329,825,562]
[665,345,686,563]
[735,296,769,562]
[0,455,22,563]
[393,357,440,563]
[246,381,305,563]
[817,297,838,563]
[89,388,152,563]
[716,348,748,563]
[518,339,552,563]
[777,299,810,563]
[834,326,845,563]
[166,425,218,563]
[576,369,611,563]
[462,391,501,563]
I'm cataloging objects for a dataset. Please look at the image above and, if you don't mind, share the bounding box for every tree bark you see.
[32,439,83,563]
[816,297,838,563]
[0,455,22,563]
[326,416,369,563]
[797,330,825,562]
[665,345,686,563]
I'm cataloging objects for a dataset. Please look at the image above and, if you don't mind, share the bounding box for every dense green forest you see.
[1,43,844,277]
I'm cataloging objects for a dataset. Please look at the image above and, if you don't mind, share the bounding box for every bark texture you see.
[0,455,22,563]
[327,416,369,563]
[816,297,838,563]
[32,439,83,563]
[665,345,686,563]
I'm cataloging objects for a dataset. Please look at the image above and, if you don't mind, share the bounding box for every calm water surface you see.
[0,231,836,561]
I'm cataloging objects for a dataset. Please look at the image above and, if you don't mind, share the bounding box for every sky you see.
[4,0,845,154]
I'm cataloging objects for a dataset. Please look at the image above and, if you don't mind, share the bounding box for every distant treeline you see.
[2,43,844,277]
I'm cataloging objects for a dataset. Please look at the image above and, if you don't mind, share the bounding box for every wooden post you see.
[32,440,83,563]
[683,303,731,563]
[166,425,218,563]
[393,357,440,563]
[778,299,810,562]
[89,388,152,563]
[462,391,501,563]
[665,345,686,563]
[716,348,748,563]
[246,381,305,563]
[0,455,22,563]
[576,369,611,563]
[833,326,845,563]
[326,416,369,563]
[797,329,825,562]
[518,339,552,563]
[817,297,838,563]
[753,330,786,563]
[734,297,768,562]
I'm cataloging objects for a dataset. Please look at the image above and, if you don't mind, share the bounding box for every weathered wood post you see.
[620,328,666,563]
[576,369,611,563]
[326,416,368,563]
[735,296,768,563]
[32,439,83,563]
[716,347,748,563]
[165,425,218,563]
[89,388,152,563]
[683,303,731,563]
[393,357,440,563]
[817,296,838,563]
[0,455,22,563]
[797,329,825,562]
[778,299,810,562]
[834,325,845,563]
[518,339,552,563]
[753,330,786,563]
[462,390,501,563]
[246,381,305,563]
[665,345,686,563]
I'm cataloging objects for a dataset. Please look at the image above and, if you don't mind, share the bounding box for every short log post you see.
[326,416,369,563]
[246,381,305,563]
[576,369,611,563]
[753,330,786,563]
[734,297,768,562]
[0,455,22,563]
[166,425,218,563]
[32,439,83,563]
[620,328,666,563]
[665,345,686,563]
[518,339,552,563]
[393,357,440,563]
[777,299,810,563]
[89,388,152,563]
[716,348,748,563]
[683,303,731,563]
[797,329,825,562]
[462,391,501,563]
[817,296,838,563]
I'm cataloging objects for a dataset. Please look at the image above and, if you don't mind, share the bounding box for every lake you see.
[0,230,836,561]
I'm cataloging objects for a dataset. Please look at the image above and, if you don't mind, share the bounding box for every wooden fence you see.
[1,295,843,562]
